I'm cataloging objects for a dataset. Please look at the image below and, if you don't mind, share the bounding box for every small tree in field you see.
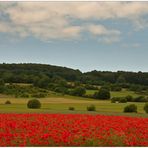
[5,100,11,104]
[111,97,120,103]
[27,99,41,109]
[93,88,110,100]
[69,107,75,111]
[119,97,127,103]
[143,103,148,113]
[87,105,96,111]
[71,87,86,97]
[124,104,137,113]
[125,95,133,102]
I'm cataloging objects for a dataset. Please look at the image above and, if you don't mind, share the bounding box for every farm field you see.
[0,114,148,146]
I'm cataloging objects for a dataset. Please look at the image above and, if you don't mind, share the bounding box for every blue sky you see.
[0,2,148,72]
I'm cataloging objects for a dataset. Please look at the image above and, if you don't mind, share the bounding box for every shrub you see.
[71,87,86,97]
[54,87,68,94]
[133,96,146,102]
[143,103,148,113]
[27,99,41,109]
[84,84,98,90]
[83,94,94,99]
[31,93,47,98]
[125,95,133,102]
[87,105,96,111]
[20,93,29,98]
[110,85,122,91]
[124,104,137,113]
[129,85,142,92]
[111,97,120,103]
[5,100,11,104]
[69,107,75,111]
[146,97,148,102]
[93,89,110,100]
[119,98,127,103]
[100,86,110,91]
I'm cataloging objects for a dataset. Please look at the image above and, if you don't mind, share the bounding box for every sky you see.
[0,1,148,72]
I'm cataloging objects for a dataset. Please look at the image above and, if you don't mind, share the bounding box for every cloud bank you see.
[0,2,148,43]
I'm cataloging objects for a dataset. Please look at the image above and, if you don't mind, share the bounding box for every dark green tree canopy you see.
[0,63,148,87]
[71,86,86,97]
[27,99,41,109]
[93,88,110,100]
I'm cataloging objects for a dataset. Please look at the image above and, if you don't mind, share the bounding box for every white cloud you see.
[87,24,120,36]
[86,24,121,43]
[0,2,148,42]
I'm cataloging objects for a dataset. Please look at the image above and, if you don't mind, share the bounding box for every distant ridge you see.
[0,63,148,86]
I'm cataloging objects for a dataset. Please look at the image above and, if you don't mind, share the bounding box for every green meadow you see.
[86,89,140,98]
[0,95,148,118]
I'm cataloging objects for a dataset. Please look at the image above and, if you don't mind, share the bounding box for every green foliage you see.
[110,84,122,91]
[1,63,148,89]
[84,94,94,99]
[0,63,148,100]
[112,95,148,103]
[124,104,137,113]
[54,86,68,94]
[20,93,29,98]
[125,95,133,102]
[119,98,127,103]
[31,93,47,98]
[84,84,98,90]
[116,75,126,84]
[93,88,110,100]
[87,105,96,111]
[70,87,86,97]
[27,99,41,109]
[5,100,11,104]
[0,79,5,86]
[69,107,75,111]
[111,97,120,103]
[100,86,110,91]
[2,84,48,98]
[0,85,5,93]
[0,79,5,93]
[143,103,148,113]
[133,96,147,102]
[58,79,67,87]
[129,85,144,92]
[74,81,81,87]
[34,75,50,89]
[111,97,127,103]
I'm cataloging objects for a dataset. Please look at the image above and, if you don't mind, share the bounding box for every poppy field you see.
[0,114,148,146]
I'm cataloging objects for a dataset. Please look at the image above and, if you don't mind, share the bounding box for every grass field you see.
[86,89,145,98]
[0,95,147,118]
[111,90,140,97]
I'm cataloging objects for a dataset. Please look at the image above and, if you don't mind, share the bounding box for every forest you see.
[0,63,148,85]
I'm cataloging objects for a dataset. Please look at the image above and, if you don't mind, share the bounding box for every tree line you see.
[0,63,148,86]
